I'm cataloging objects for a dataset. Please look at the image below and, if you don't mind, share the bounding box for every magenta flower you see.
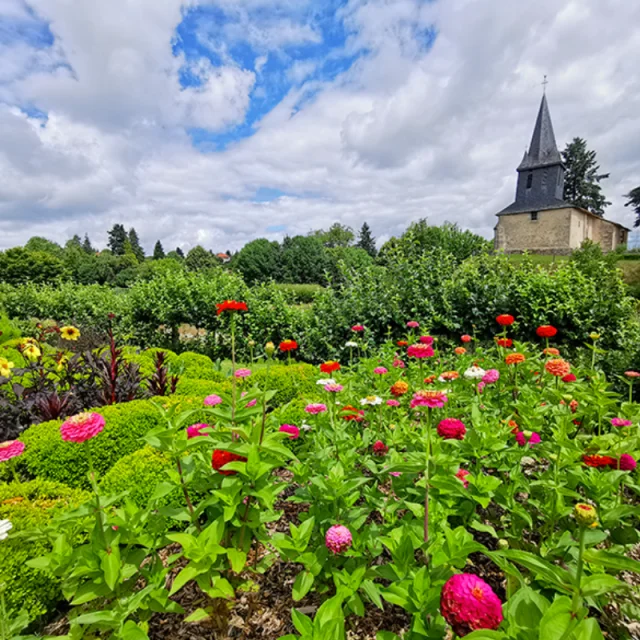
[187,423,210,439]
[0,440,25,462]
[611,417,632,428]
[60,412,105,443]
[455,468,471,489]
[482,369,500,384]
[419,335,434,345]
[373,366,388,375]
[393,357,406,368]
[437,418,466,440]
[477,381,486,393]
[246,399,258,407]
[325,525,352,554]
[305,403,327,414]
[618,454,637,471]
[407,344,434,359]
[440,574,503,636]
[389,471,402,477]
[324,383,344,393]
[515,431,541,447]
[204,394,223,406]
[386,399,400,407]
[406,321,420,329]
[351,324,365,332]
[410,391,448,409]
[234,368,252,378]
[279,424,300,439]
[372,440,389,456]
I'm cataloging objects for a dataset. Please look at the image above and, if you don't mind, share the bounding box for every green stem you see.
[423,408,432,560]
[231,319,237,425]
[176,457,201,532]
[0,589,7,640]
[84,440,108,550]
[259,358,271,445]
[629,381,633,404]
[571,527,586,614]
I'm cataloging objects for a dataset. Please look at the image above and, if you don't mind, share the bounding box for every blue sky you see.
[0,0,638,252]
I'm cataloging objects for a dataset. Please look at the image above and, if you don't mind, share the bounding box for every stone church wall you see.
[494,208,573,254]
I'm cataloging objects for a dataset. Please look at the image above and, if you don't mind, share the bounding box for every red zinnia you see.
[320,360,341,373]
[341,405,364,422]
[216,300,248,315]
[212,450,247,475]
[496,314,514,326]
[279,340,298,352]
[461,334,472,343]
[583,454,617,468]
[495,337,513,348]
[536,325,557,338]
[397,340,408,347]
[372,440,389,456]
[563,373,577,383]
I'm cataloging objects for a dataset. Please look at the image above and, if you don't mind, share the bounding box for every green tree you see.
[356,222,377,257]
[232,239,281,284]
[128,228,145,262]
[185,245,218,272]
[624,186,640,227]
[326,246,374,284]
[0,248,68,285]
[107,224,128,255]
[153,240,165,260]
[280,235,330,284]
[562,137,611,216]
[24,237,63,257]
[175,247,185,259]
[313,223,354,248]
[82,234,94,254]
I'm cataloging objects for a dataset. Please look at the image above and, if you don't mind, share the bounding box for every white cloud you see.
[0,0,639,254]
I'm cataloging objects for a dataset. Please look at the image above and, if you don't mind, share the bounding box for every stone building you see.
[494,95,628,254]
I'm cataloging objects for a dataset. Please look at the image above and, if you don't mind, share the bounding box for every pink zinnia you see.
[279,424,300,439]
[60,412,105,443]
[0,440,25,462]
[437,418,466,440]
[407,344,434,359]
[393,357,406,369]
[410,390,448,409]
[482,369,500,384]
[440,573,503,636]
[187,423,210,439]
[387,399,400,407]
[419,335,434,345]
[234,368,252,378]
[372,440,388,456]
[515,432,541,447]
[477,382,486,393]
[456,469,471,489]
[624,370,640,378]
[351,324,365,332]
[325,525,352,554]
[246,398,257,407]
[305,403,327,414]
[618,454,637,471]
[611,417,632,428]
[324,383,344,393]
[406,321,420,329]
[562,373,577,383]
[374,366,388,375]
[204,394,223,406]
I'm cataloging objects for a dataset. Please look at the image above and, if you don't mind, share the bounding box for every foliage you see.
[356,222,377,257]
[275,284,324,305]
[312,223,355,248]
[0,247,68,285]
[562,137,611,216]
[153,240,165,260]
[107,224,128,255]
[232,239,282,284]
[251,363,318,405]
[625,186,640,227]
[0,478,88,619]
[280,236,331,285]
[185,245,219,272]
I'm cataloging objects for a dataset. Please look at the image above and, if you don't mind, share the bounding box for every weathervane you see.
[542,75,549,94]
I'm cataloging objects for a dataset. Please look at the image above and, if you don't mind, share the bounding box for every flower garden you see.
[0,301,639,640]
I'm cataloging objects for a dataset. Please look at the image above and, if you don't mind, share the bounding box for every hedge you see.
[251,363,318,406]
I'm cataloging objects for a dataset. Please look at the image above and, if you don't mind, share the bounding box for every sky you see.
[0,0,639,253]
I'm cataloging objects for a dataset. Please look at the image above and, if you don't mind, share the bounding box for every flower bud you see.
[574,503,597,527]
[589,332,601,340]
[497,539,509,550]
[264,341,275,358]
[248,339,256,347]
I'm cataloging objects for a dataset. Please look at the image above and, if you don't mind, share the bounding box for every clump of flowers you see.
[461,334,472,343]
[439,371,459,382]
[424,375,436,384]
[216,300,248,315]
[496,314,515,326]
[545,359,571,378]
[204,394,223,406]
[456,468,471,488]
[341,405,365,421]
[390,380,409,397]
[411,390,448,409]
[482,369,500,384]
[187,423,210,439]
[60,412,106,443]
[419,335,434,345]
[234,368,252,378]
[454,347,466,355]
[515,431,541,447]
[320,360,341,374]
[372,440,389,456]
[611,417,632,428]
[60,325,81,341]
[505,353,526,365]
[0,357,15,379]
[324,383,344,393]
[325,525,352,554]
[279,424,300,439]
[279,340,298,352]
[360,395,383,406]
[408,344,434,359]
[495,337,513,348]
[373,366,388,375]
[464,366,485,380]
[536,325,557,338]
[305,403,327,415]
[407,321,420,329]
[386,399,400,407]
[440,573,503,636]
[0,440,25,462]
[437,418,466,440]
[212,450,247,475]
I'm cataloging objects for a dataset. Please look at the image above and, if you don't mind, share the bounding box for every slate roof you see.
[498,199,569,216]
[517,94,563,170]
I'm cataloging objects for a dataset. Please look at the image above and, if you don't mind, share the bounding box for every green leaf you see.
[583,549,640,573]
[292,570,314,601]
[101,546,120,591]
[227,549,247,573]
[361,580,384,610]
[169,563,202,596]
[580,574,625,597]
[150,481,177,502]
[376,633,402,640]
[120,621,150,640]
[505,586,549,630]
[569,618,605,640]
[291,608,314,635]
[464,631,506,639]
[72,610,118,625]
[184,608,211,623]
[500,550,573,593]
[538,597,577,640]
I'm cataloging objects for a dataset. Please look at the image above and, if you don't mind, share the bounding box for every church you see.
[494,95,629,254]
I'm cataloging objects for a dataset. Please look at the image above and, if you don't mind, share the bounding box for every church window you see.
[526,173,533,189]
[530,211,538,221]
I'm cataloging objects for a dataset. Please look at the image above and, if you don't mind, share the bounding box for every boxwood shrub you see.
[0,478,89,619]
[251,363,318,406]
[175,352,224,381]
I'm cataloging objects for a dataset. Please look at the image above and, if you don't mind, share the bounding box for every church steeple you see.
[499,94,568,215]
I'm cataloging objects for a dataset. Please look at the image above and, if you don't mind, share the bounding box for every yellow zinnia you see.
[22,344,41,361]
[60,326,81,341]
[0,357,15,378]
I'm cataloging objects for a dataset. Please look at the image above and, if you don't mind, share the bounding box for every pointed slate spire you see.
[518,94,562,170]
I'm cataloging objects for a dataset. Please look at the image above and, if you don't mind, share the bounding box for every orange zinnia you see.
[320,360,341,374]
[454,347,466,355]
[390,380,409,397]
[545,358,571,377]
[439,370,459,381]
[543,347,560,356]
[505,353,526,365]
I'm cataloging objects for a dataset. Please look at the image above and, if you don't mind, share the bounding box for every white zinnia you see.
[360,395,383,406]
[0,519,12,541]
[464,366,486,380]
[345,341,358,348]
[316,378,336,386]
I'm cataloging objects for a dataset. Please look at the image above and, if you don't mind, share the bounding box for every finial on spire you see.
[542,75,548,94]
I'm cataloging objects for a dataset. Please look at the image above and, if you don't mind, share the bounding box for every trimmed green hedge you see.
[251,363,318,406]
[17,400,166,489]
[174,378,233,398]
[176,352,223,380]
[0,479,89,619]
